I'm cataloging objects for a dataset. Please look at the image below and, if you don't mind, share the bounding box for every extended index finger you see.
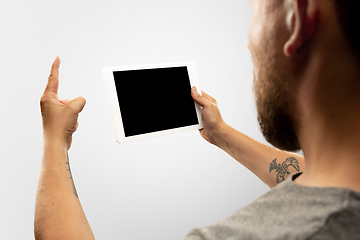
[44,56,60,95]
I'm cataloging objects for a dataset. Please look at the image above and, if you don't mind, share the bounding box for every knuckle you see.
[209,102,218,110]
[40,96,49,106]
[204,102,212,109]
[65,104,80,115]
[47,75,57,82]
[65,104,77,113]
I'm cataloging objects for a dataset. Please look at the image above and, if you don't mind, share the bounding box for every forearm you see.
[34,139,94,240]
[213,123,305,188]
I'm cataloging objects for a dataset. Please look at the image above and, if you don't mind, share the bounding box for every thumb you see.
[191,86,207,107]
[67,96,86,114]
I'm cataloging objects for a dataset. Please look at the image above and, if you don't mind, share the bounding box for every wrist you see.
[43,131,69,151]
[42,139,68,165]
[210,122,231,148]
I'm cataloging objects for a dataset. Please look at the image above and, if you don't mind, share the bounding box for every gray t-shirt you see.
[184,173,360,240]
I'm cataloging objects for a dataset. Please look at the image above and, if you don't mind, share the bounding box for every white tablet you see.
[103,62,203,143]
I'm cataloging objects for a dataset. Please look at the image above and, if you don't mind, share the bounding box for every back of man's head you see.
[250,0,360,151]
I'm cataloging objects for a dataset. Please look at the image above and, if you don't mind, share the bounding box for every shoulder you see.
[184,173,360,240]
[308,190,360,240]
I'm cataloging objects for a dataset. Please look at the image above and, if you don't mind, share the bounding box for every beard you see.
[253,47,301,151]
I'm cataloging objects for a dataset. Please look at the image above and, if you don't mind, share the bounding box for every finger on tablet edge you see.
[191,86,206,107]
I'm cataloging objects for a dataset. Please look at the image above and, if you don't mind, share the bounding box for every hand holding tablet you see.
[104,62,203,143]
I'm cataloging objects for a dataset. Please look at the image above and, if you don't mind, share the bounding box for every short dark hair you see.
[332,0,360,53]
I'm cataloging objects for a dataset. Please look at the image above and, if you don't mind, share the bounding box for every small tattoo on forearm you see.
[269,157,300,183]
[66,154,78,198]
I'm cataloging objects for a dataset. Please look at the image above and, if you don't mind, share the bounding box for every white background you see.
[0,0,271,239]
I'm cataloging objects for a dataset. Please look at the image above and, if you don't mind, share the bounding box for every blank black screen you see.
[113,67,199,137]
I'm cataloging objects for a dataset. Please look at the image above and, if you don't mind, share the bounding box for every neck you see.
[295,49,360,193]
[297,129,360,192]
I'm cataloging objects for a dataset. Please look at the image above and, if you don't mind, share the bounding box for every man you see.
[35,0,360,239]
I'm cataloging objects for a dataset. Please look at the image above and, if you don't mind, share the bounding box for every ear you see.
[284,0,319,57]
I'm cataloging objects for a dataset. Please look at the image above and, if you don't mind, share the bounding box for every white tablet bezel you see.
[103,62,203,143]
